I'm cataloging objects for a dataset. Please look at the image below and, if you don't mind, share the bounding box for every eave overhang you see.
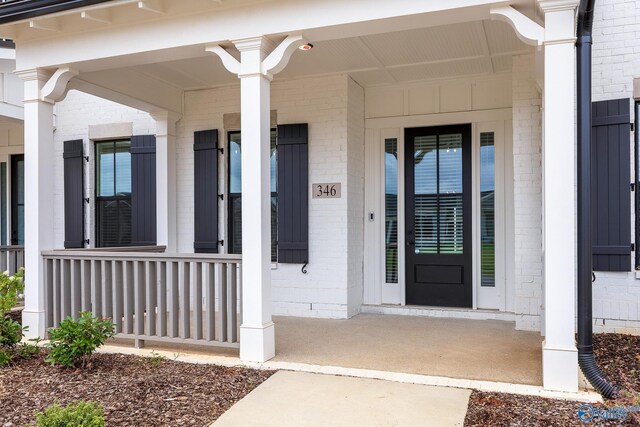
[0,0,112,25]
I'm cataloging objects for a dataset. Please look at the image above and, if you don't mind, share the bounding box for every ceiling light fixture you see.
[298,43,314,51]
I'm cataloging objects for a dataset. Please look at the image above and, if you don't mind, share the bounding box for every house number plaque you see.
[312,183,341,198]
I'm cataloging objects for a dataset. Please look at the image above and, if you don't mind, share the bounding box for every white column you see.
[152,111,179,252]
[17,69,55,339]
[539,0,579,393]
[236,37,275,362]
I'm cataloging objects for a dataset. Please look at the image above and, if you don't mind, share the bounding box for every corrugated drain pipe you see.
[576,0,619,399]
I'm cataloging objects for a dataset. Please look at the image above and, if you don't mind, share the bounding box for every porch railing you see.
[0,245,24,275]
[42,250,242,349]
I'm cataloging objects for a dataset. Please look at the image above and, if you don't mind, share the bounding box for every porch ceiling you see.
[80,19,530,92]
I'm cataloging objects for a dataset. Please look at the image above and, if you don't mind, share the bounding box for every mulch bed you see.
[464,333,640,426]
[0,352,274,426]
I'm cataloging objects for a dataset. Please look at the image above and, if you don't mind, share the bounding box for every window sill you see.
[271,262,278,270]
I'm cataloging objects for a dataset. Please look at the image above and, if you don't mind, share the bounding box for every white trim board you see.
[96,344,602,404]
[364,108,514,310]
[361,304,516,321]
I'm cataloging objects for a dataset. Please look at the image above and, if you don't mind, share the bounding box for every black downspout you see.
[576,0,619,399]
[635,100,640,271]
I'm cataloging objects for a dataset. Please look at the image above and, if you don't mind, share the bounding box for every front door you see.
[405,125,472,307]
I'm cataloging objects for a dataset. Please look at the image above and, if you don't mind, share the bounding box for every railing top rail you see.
[41,250,242,263]
[0,245,24,250]
[61,245,166,253]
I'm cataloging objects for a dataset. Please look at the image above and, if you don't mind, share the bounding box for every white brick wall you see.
[511,54,543,331]
[53,75,363,320]
[53,90,155,249]
[589,0,640,333]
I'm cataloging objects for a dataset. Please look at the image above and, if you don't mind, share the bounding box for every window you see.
[384,138,398,283]
[228,130,278,261]
[95,140,132,247]
[480,132,495,286]
[10,155,23,245]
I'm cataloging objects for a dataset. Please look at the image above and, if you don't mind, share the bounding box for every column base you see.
[21,309,46,340]
[240,322,275,362]
[542,341,579,392]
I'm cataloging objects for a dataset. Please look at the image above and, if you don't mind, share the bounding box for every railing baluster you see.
[52,259,60,327]
[82,260,92,313]
[61,259,71,320]
[113,261,123,333]
[157,261,167,337]
[193,262,203,340]
[179,262,191,339]
[146,261,157,337]
[102,260,112,321]
[133,261,145,343]
[227,262,237,343]
[168,262,179,338]
[90,260,101,317]
[45,258,53,328]
[205,262,215,341]
[218,262,228,342]
[236,263,242,341]
[0,247,7,273]
[123,261,134,334]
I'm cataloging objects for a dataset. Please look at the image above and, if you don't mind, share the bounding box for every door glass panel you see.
[414,133,463,255]
[414,135,438,254]
[384,138,398,283]
[438,134,463,254]
[480,132,495,286]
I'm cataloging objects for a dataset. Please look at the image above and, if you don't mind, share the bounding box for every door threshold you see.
[361,304,516,322]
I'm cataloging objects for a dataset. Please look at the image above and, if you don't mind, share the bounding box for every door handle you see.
[407,230,415,246]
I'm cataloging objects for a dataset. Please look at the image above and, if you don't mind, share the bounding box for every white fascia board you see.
[16,0,506,71]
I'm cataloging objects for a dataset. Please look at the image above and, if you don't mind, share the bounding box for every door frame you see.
[364,108,514,311]
[404,124,473,308]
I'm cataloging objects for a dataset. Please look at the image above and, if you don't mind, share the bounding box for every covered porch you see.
[5,0,582,394]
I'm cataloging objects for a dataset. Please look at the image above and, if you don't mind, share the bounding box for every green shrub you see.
[0,316,23,347]
[0,268,24,317]
[0,348,12,366]
[45,312,115,368]
[35,401,105,427]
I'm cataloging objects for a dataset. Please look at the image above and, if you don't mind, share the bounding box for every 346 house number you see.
[312,183,341,199]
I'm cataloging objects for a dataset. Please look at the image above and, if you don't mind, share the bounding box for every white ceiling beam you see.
[28,18,60,32]
[80,9,112,25]
[353,37,396,84]
[480,21,495,73]
[138,0,165,14]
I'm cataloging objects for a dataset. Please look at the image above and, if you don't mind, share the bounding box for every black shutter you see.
[591,98,632,271]
[131,135,157,246]
[63,139,85,248]
[193,129,219,254]
[277,123,309,263]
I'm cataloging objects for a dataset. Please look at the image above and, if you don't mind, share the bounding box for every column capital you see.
[14,68,51,82]
[538,0,579,13]
[233,36,275,57]
[151,110,181,136]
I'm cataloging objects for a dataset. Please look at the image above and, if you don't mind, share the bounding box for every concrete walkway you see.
[212,371,471,427]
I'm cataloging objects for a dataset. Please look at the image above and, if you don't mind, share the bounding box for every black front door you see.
[405,125,472,307]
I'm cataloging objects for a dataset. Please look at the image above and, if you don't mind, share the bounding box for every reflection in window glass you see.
[480,132,495,286]
[228,130,278,261]
[96,140,132,247]
[384,138,398,284]
[414,134,463,255]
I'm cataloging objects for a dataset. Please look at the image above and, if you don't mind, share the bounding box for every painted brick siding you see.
[589,0,640,333]
[53,90,155,249]
[177,75,360,319]
[512,53,543,331]
[53,75,363,320]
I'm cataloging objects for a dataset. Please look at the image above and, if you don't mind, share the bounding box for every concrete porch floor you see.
[273,313,543,386]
